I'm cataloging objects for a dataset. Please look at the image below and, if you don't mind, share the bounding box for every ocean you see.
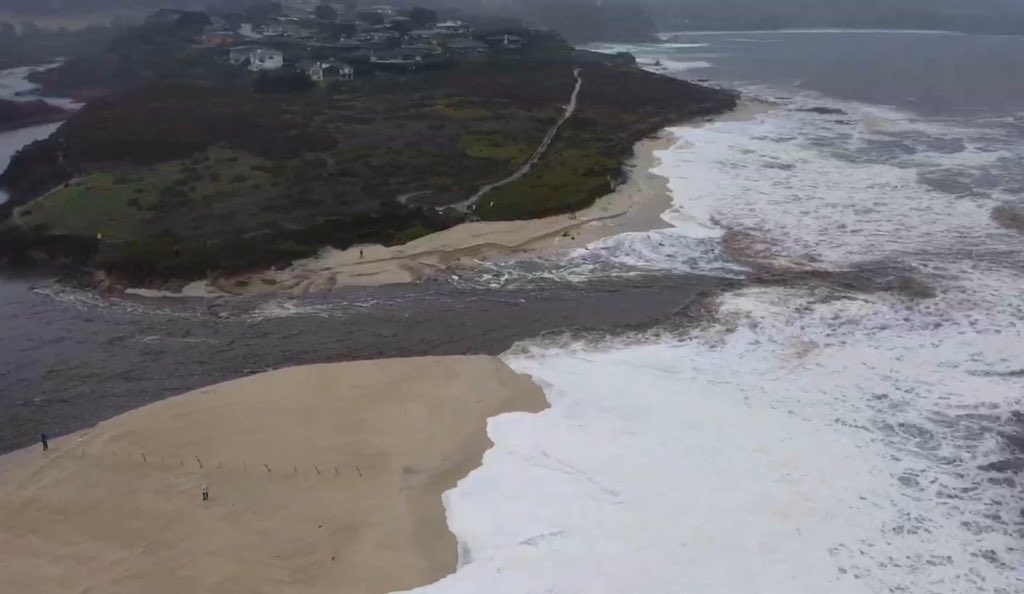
[1,30,1023,592]
[407,31,1024,593]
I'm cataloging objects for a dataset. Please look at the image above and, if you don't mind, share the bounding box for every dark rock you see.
[1000,432,1024,455]
[894,275,937,300]
[992,205,1024,235]
[980,458,1024,473]
[797,106,848,116]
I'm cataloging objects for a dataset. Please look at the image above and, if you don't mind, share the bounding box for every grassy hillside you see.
[0,55,736,285]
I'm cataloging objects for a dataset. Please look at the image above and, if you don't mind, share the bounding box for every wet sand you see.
[0,356,546,594]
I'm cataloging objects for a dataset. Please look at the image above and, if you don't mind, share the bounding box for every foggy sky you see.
[3,0,1024,36]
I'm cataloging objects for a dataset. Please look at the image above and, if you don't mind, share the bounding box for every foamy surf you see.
[397,279,1022,594]
[402,46,1024,592]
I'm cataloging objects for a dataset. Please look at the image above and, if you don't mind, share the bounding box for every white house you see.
[435,20,471,35]
[238,23,262,39]
[248,48,284,71]
[306,61,355,82]
[258,24,286,37]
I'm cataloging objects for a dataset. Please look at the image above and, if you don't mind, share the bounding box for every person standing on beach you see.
[40,433,48,452]
[202,483,209,502]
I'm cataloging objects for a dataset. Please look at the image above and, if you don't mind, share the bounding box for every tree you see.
[246,2,284,22]
[19,21,41,37]
[408,7,437,28]
[175,11,213,29]
[357,10,385,26]
[253,70,314,93]
[314,4,339,22]
[390,18,413,35]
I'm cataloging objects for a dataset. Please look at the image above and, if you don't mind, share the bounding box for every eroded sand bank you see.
[0,356,547,594]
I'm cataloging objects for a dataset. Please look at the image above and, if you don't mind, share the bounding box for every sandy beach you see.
[0,356,547,594]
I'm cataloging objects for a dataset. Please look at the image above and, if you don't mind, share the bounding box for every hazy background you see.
[2,0,1024,41]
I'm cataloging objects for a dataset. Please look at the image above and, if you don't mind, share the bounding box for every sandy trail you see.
[456,68,583,211]
[0,356,546,594]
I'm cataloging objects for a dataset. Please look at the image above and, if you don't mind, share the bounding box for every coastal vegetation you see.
[0,15,735,287]
[0,98,68,132]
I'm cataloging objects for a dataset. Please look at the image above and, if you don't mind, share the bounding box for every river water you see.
[2,31,1024,592]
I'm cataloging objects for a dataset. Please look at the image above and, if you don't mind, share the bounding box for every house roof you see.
[447,38,487,49]
[401,44,435,53]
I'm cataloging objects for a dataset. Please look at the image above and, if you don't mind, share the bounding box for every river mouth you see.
[0,258,933,455]
[0,272,726,453]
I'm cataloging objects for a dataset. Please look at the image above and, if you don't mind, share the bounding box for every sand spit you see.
[0,356,547,594]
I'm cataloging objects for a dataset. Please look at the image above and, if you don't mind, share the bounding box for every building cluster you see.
[156,3,528,82]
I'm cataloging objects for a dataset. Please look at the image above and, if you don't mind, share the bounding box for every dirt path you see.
[456,67,583,211]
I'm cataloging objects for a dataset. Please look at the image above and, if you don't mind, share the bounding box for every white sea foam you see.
[586,42,709,54]
[658,42,711,49]
[651,98,1022,271]
[398,276,1023,594]
[403,60,1024,591]
[662,29,967,37]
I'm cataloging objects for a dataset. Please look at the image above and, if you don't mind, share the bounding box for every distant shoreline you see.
[661,28,969,36]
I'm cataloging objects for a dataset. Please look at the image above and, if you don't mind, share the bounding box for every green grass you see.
[15,172,168,240]
[475,144,621,221]
[428,102,497,121]
[15,149,276,241]
[460,133,535,165]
